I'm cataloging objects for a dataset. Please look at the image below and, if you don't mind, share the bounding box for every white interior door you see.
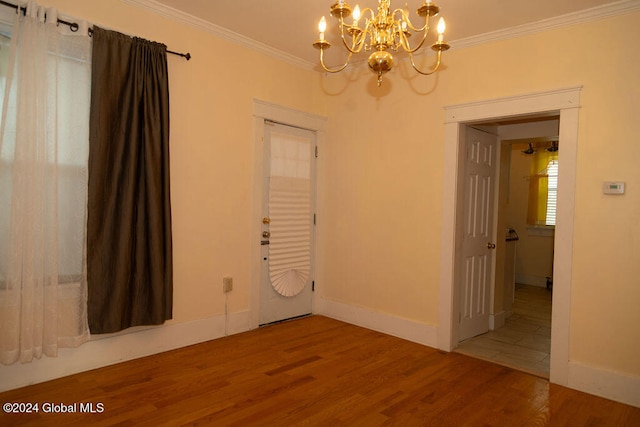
[459,127,498,342]
[259,122,315,325]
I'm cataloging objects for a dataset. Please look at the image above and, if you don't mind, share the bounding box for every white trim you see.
[121,0,315,70]
[489,310,510,330]
[315,297,438,347]
[226,309,253,336]
[551,105,580,386]
[439,87,582,391]
[123,0,640,71]
[515,274,550,288]
[0,311,251,392]
[251,100,327,329]
[569,361,640,408]
[449,0,640,51]
[253,100,327,132]
[445,86,581,124]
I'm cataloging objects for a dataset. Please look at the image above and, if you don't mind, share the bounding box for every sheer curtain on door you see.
[0,2,91,365]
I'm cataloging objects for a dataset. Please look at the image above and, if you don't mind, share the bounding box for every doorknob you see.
[263,231,271,238]
[487,242,496,249]
[262,217,271,224]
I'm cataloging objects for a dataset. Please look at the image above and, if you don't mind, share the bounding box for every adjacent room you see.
[1,0,639,424]
[457,123,559,378]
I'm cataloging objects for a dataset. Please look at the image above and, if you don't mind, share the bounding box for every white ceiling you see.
[149,0,632,66]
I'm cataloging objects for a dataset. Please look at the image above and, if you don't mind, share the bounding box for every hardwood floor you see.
[456,284,552,378]
[1,315,639,426]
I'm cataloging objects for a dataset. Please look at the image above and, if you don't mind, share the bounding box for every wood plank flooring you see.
[1,315,639,426]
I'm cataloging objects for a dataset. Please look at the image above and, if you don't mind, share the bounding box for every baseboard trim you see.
[315,297,437,348]
[568,361,640,408]
[0,311,252,393]
[489,310,512,330]
[515,274,548,288]
[226,309,253,336]
[4,306,638,408]
[316,299,640,407]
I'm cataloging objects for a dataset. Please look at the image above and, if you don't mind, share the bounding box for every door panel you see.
[259,122,315,325]
[459,127,497,342]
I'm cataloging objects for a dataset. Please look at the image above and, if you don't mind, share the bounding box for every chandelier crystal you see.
[313,0,449,86]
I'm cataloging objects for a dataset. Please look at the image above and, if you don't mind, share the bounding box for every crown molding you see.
[123,0,640,70]
[449,0,640,51]
[121,0,316,70]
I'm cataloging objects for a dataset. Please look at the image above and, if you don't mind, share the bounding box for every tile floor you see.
[455,283,553,378]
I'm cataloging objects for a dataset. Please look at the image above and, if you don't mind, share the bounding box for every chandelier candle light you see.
[313,0,449,86]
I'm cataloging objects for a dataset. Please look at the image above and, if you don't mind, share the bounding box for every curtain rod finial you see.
[167,49,191,60]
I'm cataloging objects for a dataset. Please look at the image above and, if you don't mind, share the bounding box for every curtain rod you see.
[0,0,191,60]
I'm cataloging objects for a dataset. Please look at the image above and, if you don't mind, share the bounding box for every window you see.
[0,5,92,362]
[0,20,91,285]
[545,159,558,226]
[527,149,559,227]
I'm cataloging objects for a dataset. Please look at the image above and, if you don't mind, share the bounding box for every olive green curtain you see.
[87,27,173,334]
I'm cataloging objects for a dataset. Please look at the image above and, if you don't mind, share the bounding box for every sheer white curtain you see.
[0,2,91,364]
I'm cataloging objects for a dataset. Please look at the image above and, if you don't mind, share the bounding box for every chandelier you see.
[313,0,449,86]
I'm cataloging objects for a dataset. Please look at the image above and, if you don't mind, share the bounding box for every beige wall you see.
[0,1,328,391]
[44,0,325,324]
[320,12,640,377]
[1,0,638,398]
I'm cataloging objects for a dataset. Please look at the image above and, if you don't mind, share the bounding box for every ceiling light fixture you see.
[313,0,449,86]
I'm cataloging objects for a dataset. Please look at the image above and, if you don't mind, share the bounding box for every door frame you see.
[251,100,327,329]
[259,122,317,325]
[438,87,581,387]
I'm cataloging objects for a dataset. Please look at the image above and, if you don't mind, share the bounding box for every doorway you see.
[455,127,558,378]
[250,100,327,330]
[438,87,581,386]
[456,126,498,343]
[259,122,316,325]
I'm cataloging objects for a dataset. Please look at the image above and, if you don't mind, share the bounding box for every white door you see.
[459,127,498,342]
[259,122,315,325]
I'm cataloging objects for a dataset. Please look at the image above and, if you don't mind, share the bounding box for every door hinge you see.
[312,281,315,291]
[313,213,316,225]
[315,146,318,158]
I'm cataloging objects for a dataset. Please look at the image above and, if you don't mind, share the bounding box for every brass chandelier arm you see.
[407,48,443,76]
[318,48,353,73]
[336,8,375,54]
[338,24,368,54]
[398,27,429,54]
[358,7,377,22]
[392,9,428,33]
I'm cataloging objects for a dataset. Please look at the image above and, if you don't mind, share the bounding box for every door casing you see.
[259,122,316,325]
[438,87,581,387]
[251,100,327,329]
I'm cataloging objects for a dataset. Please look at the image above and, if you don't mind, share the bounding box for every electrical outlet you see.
[223,277,233,293]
